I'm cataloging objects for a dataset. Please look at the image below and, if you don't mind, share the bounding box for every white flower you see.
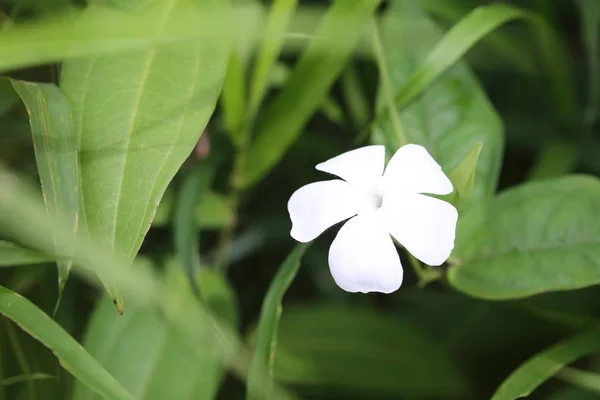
[287,144,458,294]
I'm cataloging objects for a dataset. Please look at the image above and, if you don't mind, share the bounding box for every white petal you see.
[288,180,363,243]
[316,145,385,191]
[328,213,403,294]
[382,144,453,196]
[382,193,458,266]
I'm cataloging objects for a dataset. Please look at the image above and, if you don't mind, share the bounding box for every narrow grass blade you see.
[247,244,308,400]
[11,80,79,310]
[0,285,134,400]
[492,330,600,400]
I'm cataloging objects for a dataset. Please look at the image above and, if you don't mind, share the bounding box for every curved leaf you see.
[247,244,308,400]
[449,176,600,299]
[0,285,133,400]
[492,330,600,400]
[60,0,231,310]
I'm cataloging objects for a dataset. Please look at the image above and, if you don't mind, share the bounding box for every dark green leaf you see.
[60,0,231,310]
[240,0,380,188]
[0,285,133,400]
[247,244,308,400]
[448,176,600,299]
[270,304,471,398]
[491,330,600,400]
[11,80,79,305]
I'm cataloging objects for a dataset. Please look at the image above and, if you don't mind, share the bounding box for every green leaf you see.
[0,79,18,117]
[247,244,308,400]
[578,0,600,128]
[240,0,380,189]
[373,1,503,198]
[153,190,234,229]
[269,304,471,398]
[73,263,237,400]
[491,330,600,400]
[173,161,215,291]
[0,285,133,400]
[0,241,53,266]
[10,80,79,306]
[221,51,247,144]
[248,0,298,118]
[60,0,231,310]
[448,176,600,300]
[557,366,600,395]
[448,142,483,202]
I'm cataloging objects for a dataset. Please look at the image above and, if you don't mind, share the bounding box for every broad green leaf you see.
[373,1,503,198]
[10,80,79,304]
[448,176,600,300]
[248,0,298,118]
[247,244,308,400]
[269,304,471,398]
[240,0,380,189]
[0,285,133,400]
[0,241,53,266]
[448,142,483,202]
[73,264,237,400]
[174,161,215,290]
[491,330,600,400]
[60,0,231,310]
[0,166,296,400]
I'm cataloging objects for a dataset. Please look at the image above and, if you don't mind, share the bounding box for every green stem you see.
[556,366,600,395]
[370,19,408,148]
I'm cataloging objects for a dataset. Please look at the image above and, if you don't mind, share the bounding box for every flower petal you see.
[382,193,458,266]
[288,180,363,243]
[382,144,453,196]
[328,213,403,294]
[316,145,385,191]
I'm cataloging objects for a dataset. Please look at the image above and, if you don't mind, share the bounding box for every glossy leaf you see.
[269,304,471,398]
[0,285,133,400]
[492,330,600,400]
[247,244,308,400]
[72,264,237,400]
[448,176,600,299]
[60,0,231,310]
[373,1,503,198]
[240,0,380,188]
[11,80,79,303]
[0,241,52,266]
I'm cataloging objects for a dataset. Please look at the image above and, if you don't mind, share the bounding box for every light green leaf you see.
[557,367,600,395]
[491,330,600,400]
[448,176,600,299]
[248,0,298,118]
[0,241,53,266]
[153,190,233,229]
[10,80,79,304]
[221,51,247,145]
[60,0,231,310]
[240,0,380,189]
[448,142,483,202]
[270,304,471,398]
[373,1,503,198]
[0,285,133,400]
[73,263,237,400]
[247,244,308,400]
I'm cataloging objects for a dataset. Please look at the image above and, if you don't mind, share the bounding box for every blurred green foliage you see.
[1,0,600,399]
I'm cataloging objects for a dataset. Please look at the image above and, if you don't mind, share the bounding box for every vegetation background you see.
[1,0,600,399]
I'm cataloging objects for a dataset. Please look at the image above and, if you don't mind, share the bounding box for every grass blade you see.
[240,0,380,189]
[492,330,600,400]
[11,80,79,311]
[0,286,134,400]
[247,244,308,400]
